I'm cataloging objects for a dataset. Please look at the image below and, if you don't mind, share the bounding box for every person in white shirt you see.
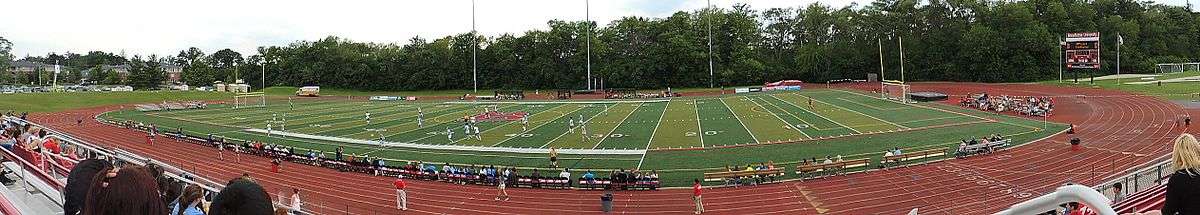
[559,168,572,186]
[290,188,303,214]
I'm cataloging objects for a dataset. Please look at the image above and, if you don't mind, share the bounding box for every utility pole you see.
[586,0,592,90]
[706,0,714,89]
[471,0,478,93]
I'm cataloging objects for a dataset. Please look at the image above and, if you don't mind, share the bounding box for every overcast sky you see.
[2,0,1194,58]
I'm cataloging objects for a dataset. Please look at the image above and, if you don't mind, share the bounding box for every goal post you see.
[881,80,910,103]
[233,92,266,109]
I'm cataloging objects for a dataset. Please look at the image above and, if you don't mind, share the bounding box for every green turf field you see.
[101,88,1067,187]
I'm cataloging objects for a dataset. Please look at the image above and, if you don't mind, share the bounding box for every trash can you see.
[601,192,614,212]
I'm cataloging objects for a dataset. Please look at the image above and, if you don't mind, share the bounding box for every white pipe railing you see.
[4,116,317,214]
[996,185,1117,215]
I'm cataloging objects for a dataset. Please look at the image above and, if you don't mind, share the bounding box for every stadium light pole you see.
[471,0,478,93]
[586,0,592,90]
[706,0,714,89]
[52,60,59,88]
[899,36,906,83]
[878,38,885,98]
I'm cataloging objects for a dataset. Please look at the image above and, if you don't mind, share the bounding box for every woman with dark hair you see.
[209,178,273,215]
[83,166,168,215]
[172,185,206,215]
[64,159,111,215]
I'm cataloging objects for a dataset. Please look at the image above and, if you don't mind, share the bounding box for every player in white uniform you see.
[474,126,482,140]
[568,118,576,133]
[521,115,529,131]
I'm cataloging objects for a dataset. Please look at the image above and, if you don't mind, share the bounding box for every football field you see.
[140,89,987,149]
[102,88,1066,186]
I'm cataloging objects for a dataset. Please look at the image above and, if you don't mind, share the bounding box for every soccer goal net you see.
[1157,63,1200,74]
[233,92,266,109]
[881,81,910,103]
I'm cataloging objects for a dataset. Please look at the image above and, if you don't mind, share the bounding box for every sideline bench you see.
[881,148,946,168]
[703,168,786,186]
[795,158,871,179]
[955,139,1011,158]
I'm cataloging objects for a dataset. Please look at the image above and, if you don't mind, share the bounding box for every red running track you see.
[30,83,1191,214]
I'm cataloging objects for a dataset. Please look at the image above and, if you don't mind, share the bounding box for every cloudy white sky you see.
[2,0,1194,58]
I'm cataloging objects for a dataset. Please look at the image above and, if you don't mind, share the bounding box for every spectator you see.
[495,174,510,201]
[171,185,206,215]
[1162,133,1200,215]
[692,179,704,214]
[209,178,273,215]
[290,188,302,214]
[582,170,595,181]
[394,175,408,210]
[559,169,572,186]
[1112,182,1125,203]
[82,166,168,215]
[64,159,111,215]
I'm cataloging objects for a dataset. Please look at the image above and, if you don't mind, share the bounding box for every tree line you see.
[6,0,1199,90]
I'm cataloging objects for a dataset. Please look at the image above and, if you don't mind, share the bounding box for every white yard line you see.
[719,97,761,144]
[592,103,642,149]
[747,96,812,138]
[637,101,672,170]
[694,99,706,148]
[837,89,990,123]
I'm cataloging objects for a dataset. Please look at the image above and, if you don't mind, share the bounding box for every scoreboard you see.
[1066,32,1101,69]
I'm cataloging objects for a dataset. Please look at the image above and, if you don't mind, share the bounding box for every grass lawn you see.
[0,91,231,113]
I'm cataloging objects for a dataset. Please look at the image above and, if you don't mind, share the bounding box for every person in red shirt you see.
[42,138,60,154]
[271,158,282,173]
[394,175,408,210]
[693,179,704,214]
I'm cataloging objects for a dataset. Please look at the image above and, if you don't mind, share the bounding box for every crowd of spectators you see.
[960,92,1054,116]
